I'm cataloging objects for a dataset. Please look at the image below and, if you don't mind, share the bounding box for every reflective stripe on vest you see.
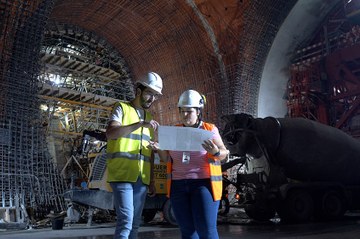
[107,152,151,162]
[166,122,223,201]
[107,102,153,184]
[121,132,151,141]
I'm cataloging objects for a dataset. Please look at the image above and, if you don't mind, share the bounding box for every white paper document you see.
[158,126,214,151]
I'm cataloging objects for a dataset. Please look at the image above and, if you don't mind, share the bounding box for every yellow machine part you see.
[152,161,167,194]
[87,153,167,194]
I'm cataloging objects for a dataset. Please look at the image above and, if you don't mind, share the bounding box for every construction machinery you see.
[63,130,177,225]
[221,113,360,223]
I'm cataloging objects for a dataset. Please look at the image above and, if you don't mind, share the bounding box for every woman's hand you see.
[201,139,220,155]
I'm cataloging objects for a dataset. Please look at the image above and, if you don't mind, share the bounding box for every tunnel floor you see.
[2,209,360,239]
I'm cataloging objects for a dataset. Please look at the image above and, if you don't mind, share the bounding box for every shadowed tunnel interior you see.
[1,0,360,228]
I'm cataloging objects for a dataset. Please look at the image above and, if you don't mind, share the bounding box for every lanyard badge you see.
[182,152,190,164]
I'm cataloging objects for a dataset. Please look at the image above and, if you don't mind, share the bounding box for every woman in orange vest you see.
[150,89,228,239]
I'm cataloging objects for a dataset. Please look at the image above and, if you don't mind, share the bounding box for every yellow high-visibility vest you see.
[166,122,223,201]
[106,102,153,185]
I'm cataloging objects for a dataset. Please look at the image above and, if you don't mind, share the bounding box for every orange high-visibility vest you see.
[166,122,223,201]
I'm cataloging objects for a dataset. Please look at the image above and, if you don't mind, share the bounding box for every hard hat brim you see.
[137,81,163,95]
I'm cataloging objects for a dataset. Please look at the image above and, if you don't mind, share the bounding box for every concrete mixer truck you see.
[221,113,360,223]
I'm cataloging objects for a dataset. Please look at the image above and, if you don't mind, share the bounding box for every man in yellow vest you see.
[106,72,163,239]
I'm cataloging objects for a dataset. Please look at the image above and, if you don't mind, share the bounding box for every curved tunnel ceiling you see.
[259,0,341,117]
[49,0,340,126]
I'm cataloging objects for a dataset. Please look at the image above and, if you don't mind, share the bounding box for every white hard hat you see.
[136,72,163,94]
[177,90,205,108]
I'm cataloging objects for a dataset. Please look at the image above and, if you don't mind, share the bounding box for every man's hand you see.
[142,119,159,131]
[147,140,160,151]
[148,181,156,197]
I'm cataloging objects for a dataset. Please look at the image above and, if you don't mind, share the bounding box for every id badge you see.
[182,152,190,164]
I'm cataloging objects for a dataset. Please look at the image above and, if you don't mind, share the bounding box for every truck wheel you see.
[277,190,314,223]
[162,199,177,226]
[218,196,230,216]
[142,209,157,223]
[245,206,276,221]
[317,191,345,220]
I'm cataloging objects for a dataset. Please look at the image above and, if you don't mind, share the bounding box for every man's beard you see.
[140,96,152,109]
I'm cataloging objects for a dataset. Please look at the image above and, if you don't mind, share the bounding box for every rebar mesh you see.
[218,0,297,122]
[0,0,315,223]
[38,22,134,134]
[0,0,66,222]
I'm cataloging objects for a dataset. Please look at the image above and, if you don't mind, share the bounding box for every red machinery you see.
[288,3,360,139]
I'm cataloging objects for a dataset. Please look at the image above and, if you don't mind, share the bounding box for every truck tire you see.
[218,196,230,216]
[245,205,276,221]
[142,209,157,223]
[315,191,345,220]
[277,189,314,223]
[162,199,177,226]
